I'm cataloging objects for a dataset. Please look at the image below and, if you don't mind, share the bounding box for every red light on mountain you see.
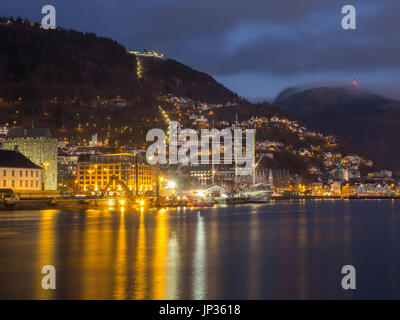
[352,72,358,86]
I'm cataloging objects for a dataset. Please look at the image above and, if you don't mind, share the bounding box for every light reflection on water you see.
[0,200,399,299]
[192,212,206,300]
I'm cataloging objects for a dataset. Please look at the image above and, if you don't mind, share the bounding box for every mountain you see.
[0,17,389,178]
[274,85,400,170]
[140,57,239,104]
[274,87,303,104]
[0,17,243,145]
[0,17,238,105]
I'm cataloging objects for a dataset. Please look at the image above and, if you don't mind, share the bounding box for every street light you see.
[167,180,176,189]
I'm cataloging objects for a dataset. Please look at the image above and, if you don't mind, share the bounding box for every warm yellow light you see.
[139,200,145,206]
[120,199,125,206]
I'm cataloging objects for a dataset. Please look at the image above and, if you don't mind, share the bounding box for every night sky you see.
[2,0,400,100]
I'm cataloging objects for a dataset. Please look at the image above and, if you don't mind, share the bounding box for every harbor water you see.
[0,199,399,299]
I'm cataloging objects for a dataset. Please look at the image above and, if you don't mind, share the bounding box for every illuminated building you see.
[128,50,165,59]
[3,128,57,190]
[76,153,154,193]
[342,184,356,197]
[57,154,78,183]
[0,150,43,191]
[191,166,212,185]
[192,115,209,129]
[356,183,392,196]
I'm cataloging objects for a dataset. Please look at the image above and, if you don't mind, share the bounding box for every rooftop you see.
[0,150,42,169]
[6,128,53,138]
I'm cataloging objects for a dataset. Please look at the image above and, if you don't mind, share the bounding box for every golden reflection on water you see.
[166,226,180,299]
[35,210,58,299]
[2,199,399,300]
[133,208,147,299]
[112,208,127,299]
[81,210,113,299]
[152,208,169,299]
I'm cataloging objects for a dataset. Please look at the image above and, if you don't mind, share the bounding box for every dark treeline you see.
[0,16,138,102]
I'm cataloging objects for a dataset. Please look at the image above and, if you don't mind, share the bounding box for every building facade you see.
[3,128,57,190]
[57,154,78,183]
[0,150,43,192]
[76,153,154,193]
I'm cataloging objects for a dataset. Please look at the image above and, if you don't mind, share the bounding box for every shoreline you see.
[1,196,399,211]
[271,195,399,200]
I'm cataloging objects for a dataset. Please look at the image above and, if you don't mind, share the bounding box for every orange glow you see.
[152,209,168,299]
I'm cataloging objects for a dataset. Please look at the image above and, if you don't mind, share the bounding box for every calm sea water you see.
[0,200,399,300]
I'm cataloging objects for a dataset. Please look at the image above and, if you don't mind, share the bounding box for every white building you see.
[0,150,43,192]
[356,183,392,196]
[343,169,361,181]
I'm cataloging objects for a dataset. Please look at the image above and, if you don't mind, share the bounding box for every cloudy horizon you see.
[3,0,400,100]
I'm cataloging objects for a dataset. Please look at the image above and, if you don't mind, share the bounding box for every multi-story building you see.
[3,128,57,190]
[57,154,79,183]
[342,183,356,197]
[343,168,361,181]
[191,165,212,186]
[0,150,43,192]
[76,153,154,193]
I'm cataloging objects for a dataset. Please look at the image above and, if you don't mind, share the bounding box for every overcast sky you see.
[2,0,400,100]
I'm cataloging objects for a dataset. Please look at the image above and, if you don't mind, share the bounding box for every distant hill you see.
[140,57,238,104]
[0,17,237,105]
[274,85,400,170]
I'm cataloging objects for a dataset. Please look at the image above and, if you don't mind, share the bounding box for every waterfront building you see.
[76,153,154,194]
[57,154,79,183]
[311,182,324,195]
[3,128,57,190]
[330,181,342,195]
[356,183,392,196]
[206,185,227,197]
[342,183,356,197]
[0,150,43,192]
[191,165,212,185]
